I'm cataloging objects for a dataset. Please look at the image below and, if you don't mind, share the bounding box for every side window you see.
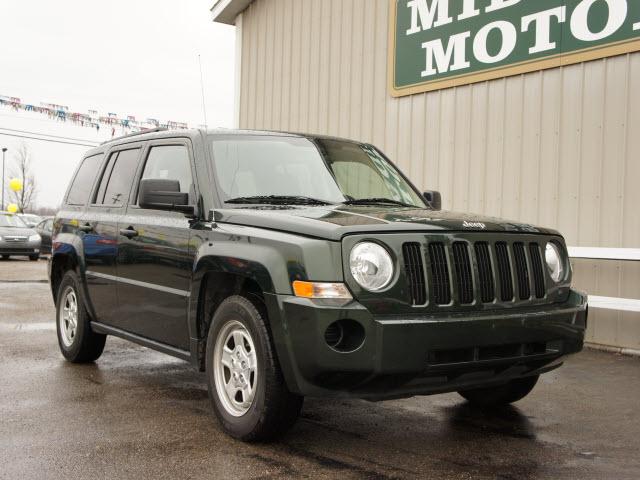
[94,152,118,204]
[96,149,141,206]
[138,145,193,204]
[66,153,104,205]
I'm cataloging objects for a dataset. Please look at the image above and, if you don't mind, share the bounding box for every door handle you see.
[79,223,94,233]
[119,227,139,239]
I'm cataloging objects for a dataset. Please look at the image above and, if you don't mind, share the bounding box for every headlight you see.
[29,234,41,242]
[349,242,394,291]
[545,242,564,282]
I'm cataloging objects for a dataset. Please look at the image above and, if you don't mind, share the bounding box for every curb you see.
[586,342,640,358]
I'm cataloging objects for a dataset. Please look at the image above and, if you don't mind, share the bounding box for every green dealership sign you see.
[389,0,640,96]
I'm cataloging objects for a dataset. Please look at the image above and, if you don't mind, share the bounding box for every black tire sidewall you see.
[206,296,270,439]
[459,375,540,406]
[56,271,89,360]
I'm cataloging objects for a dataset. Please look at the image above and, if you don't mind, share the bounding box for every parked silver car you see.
[0,212,41,260]
[18,213,43,228]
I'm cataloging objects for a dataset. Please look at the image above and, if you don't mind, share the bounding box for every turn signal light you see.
[292,281,352,300]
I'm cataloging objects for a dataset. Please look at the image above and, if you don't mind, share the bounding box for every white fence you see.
[568,247,640,313]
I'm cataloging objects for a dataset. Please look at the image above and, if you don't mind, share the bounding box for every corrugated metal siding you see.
[237,0,640,350]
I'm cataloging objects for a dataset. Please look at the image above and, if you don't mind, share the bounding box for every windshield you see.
[210,135,426,208]
[0,214,27,228]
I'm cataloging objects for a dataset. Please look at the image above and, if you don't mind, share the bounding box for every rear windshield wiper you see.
[225,195,333,206]
[342,197,416,208]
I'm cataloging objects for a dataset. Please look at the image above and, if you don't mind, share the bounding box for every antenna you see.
[198,54,208,129]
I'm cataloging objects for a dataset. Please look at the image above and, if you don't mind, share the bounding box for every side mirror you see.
[423,190,442,211]
[138,179,195,215]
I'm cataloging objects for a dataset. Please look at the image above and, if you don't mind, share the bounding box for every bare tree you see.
[9,142,38,212]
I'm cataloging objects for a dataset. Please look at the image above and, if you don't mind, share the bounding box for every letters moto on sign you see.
[389,0,640,97]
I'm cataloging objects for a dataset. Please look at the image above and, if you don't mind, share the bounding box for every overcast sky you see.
[0,0,235,208]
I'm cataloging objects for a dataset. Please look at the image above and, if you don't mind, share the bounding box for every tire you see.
[205,295,303,442]
[56,270,106,363]
[29,255,39,261]
[458,375,539,407]
[2,255,9,260]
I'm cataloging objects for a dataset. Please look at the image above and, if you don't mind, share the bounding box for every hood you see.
[0,227,37,237]
[213,205,560,241]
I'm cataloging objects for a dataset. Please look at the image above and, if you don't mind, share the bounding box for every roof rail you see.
[101,127,169,145]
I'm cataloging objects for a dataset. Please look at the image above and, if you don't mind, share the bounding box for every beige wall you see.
[236,0,640,351]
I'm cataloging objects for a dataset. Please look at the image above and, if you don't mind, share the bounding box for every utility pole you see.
[1,147,6,211]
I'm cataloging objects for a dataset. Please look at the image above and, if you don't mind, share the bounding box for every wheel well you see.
[198,271,265,337]
[50,254,78,300]
[196,271,266,371]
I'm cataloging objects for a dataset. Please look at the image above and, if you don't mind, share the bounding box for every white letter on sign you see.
[485,0,521,14]
[406,0,453,35]
[474,21,517,64]
[458,0,480,20]
[571,0,627,41]
[522,6,567,54]
[421,31,471,77]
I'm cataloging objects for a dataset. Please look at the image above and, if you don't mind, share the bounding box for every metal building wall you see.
[236,0,640,351]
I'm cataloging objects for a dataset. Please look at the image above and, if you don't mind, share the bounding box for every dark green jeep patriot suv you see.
[49,128,587,441]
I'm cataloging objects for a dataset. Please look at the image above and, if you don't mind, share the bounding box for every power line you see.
[0,131,98,147]
[0,127,101,144]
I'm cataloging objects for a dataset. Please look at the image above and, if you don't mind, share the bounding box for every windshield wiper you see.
[225,195,333,206]
[342,197,416,208]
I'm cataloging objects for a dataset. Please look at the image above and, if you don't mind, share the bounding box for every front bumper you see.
[265,290,587,399]
[0,240,41,256]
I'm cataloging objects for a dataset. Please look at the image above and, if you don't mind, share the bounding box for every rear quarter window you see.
[66,153,104,206]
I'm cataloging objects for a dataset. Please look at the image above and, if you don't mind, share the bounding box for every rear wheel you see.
[29,254,39,261]
[2,255,9,260]
[56,270,106,363]
[458,375,539,407]
[206,295,303,442]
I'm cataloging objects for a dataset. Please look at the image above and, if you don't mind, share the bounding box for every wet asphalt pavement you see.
[1,258,639,479]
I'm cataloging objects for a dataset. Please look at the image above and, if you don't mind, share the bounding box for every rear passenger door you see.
[116,140,196,350]
[83,145,143,327]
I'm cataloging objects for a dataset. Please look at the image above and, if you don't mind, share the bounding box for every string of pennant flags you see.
[0,94,190,133]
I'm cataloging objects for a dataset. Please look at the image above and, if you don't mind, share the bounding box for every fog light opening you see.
[324,320,365,353]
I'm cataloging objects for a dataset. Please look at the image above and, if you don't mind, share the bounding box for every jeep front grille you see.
[402,242,427,305]
[513,242,531,300]
[474,242,495,303]
[402,239,548,306]
[495,242,514,301]
[428,243,451,305]
[529,243,546,299]
[452,242,473,304]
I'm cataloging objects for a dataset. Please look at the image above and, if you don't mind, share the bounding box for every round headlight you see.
[545,242,564,282]
[349,242,394,291]
[29,234,41,242]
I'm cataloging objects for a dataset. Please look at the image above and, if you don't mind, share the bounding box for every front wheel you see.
[458,375,539,407]
[29,254,39,261]
[56,270,106,363]
[206,295,303,442]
